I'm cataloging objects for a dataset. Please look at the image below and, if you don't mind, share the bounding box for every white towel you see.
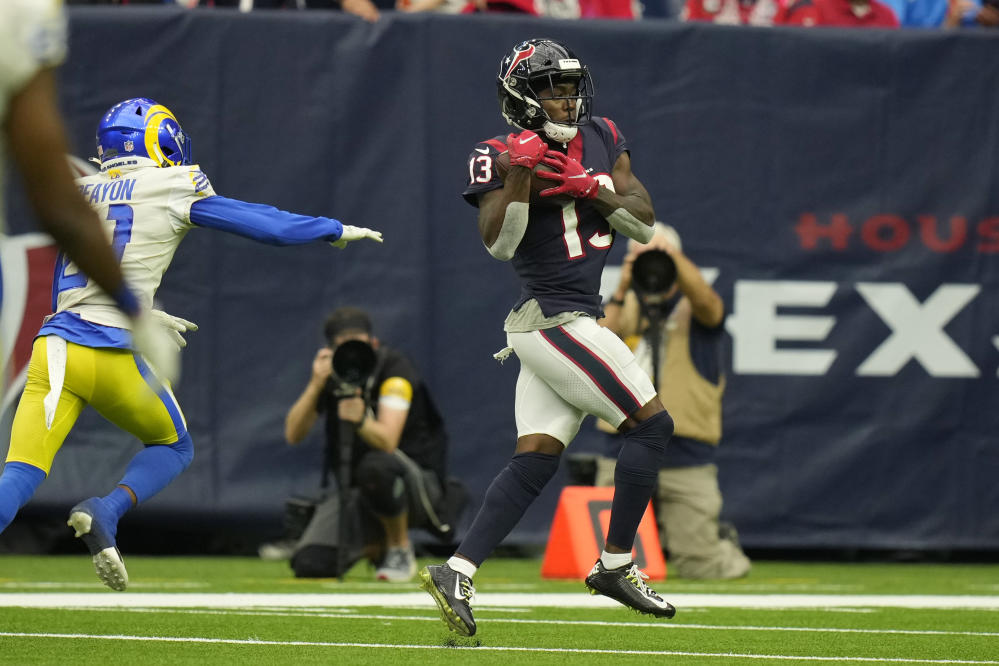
[42,335,67,430]
[492,346,515,364]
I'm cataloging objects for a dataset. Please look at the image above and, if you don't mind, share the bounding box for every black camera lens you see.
[632,250,677,294]
[332,339,376,387]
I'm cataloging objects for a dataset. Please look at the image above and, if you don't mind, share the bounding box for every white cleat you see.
[91,547,129,592]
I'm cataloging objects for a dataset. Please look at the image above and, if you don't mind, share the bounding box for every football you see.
[494,151,566,206]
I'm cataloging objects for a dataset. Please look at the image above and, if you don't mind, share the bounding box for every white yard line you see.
[2,592,999,609]
[59,606,999,638]
[0,631,996,664]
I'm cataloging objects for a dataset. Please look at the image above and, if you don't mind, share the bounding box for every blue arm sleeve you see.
[189,196,343,246]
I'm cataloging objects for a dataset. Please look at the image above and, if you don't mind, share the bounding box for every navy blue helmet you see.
[496,38,594,143]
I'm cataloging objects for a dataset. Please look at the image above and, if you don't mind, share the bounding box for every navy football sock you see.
[457,451,560,565]
[116,432,194,509]
[606,410,673,552]
[0,462,46,533]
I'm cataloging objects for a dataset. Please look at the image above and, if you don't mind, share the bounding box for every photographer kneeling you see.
[282,307,453,581]
[597,223,751,580]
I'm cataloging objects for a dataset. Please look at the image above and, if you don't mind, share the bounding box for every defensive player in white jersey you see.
[0,1,173,392]
[0,97,382,590]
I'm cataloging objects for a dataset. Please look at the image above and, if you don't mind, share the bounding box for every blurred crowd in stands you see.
[64,0,999,28]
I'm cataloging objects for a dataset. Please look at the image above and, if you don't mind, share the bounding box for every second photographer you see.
[282,307,453,581]
[597,223,751,580]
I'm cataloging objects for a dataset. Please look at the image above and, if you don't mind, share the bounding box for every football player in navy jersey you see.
[420,38,676,636]
[0,97,381,591]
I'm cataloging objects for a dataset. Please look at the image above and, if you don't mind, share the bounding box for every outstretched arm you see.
[190,196,381,247]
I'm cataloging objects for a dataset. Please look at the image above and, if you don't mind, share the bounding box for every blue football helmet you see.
[96,98,192,168]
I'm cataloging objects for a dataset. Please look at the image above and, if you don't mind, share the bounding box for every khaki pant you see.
[595,456,751,580]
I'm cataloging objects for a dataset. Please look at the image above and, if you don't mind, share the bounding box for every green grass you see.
[1,555,998,664]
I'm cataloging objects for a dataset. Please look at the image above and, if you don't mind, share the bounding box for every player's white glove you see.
[130,309,182,384]
[330,225,383,249]
[150,309,199,352]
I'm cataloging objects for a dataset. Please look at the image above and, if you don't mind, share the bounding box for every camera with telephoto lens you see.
[632,250,677,296]
[631,249,679,321]
[330,339,376,398]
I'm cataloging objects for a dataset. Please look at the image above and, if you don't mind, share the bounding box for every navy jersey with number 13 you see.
[463,117,627,319]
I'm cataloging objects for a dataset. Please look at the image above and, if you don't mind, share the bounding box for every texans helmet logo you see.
[502,43,536,81]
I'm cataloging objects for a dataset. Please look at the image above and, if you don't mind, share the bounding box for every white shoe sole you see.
[92,547,129,591]
[67,511,129,591]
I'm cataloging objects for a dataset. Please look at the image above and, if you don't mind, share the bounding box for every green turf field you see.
[1,555,997,664]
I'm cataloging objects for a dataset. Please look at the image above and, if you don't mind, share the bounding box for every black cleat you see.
[67,497,128,591]
[419,564,477,636]
[584,559,676,618]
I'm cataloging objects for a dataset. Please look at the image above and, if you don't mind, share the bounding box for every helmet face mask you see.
[497,39,594,143]
[96,97,192,169]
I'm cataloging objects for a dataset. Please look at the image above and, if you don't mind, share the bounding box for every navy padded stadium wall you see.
[3,8,998,551]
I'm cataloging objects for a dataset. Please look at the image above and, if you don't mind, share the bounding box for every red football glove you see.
[537,150,600,200]
[506,130,547,169]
